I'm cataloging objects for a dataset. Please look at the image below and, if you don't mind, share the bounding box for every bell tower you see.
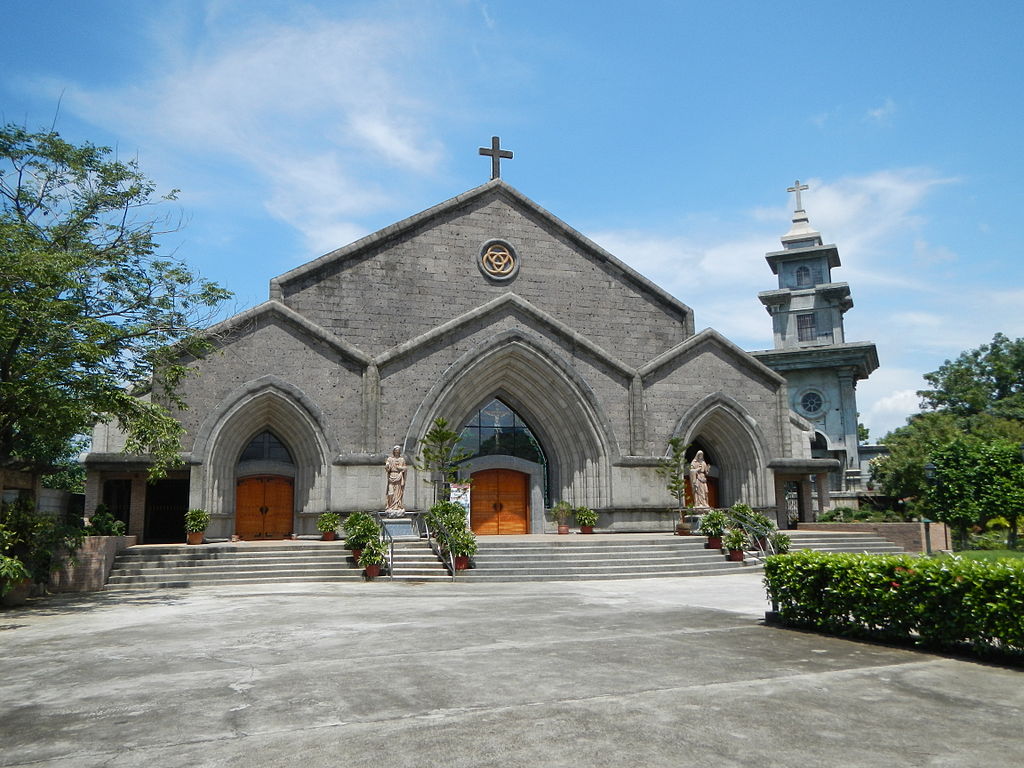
[751,181,879,497]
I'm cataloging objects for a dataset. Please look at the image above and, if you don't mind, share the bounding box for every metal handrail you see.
[725,507,777,558]
[421,514,456,581]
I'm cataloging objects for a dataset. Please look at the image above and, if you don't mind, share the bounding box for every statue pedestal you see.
[380,515,419,541]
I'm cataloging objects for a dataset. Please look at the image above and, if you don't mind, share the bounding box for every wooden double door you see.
[236,475,294,540]
[470,469,529,535]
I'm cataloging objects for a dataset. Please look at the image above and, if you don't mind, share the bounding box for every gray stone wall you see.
[279,192,688,370]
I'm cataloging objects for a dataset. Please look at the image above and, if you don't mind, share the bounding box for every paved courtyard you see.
[1,573,1021,767]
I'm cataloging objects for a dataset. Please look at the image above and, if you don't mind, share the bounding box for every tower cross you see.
[787,180,810,211]
[479,136,513,180]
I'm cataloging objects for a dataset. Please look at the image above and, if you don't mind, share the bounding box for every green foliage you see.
[573,505,598,527]
[85,504,126,536]
[764,550,1024,659]
[818,505,872,523]
[921,438,1024,549]
[315,512,341,533]
[722,528,747,551]
[919,333,1024,421]
[342,511,379,550]
[768,532,792,554]
[698,509,727,537]
[415,418,472,501]
[857,417,870,444]
[0,498,84,586]
[0,124,231,480]
[424,500,476,557]
[549,500,573,523]
[357,536,388,567]
[183,508,210,533]
[655,437,689,513]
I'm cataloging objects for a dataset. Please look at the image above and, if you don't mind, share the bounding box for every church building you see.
[84,143,857,543]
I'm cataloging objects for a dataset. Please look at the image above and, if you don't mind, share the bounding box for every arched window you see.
[795,265,812,287]
[458,399,546,466]
[239,431,294,464]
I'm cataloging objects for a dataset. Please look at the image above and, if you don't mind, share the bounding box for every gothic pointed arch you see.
[406,329,616,508]
[671,392,772,507]
[190,377,331,526]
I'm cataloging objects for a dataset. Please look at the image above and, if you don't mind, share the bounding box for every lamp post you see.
[921,462,936,554]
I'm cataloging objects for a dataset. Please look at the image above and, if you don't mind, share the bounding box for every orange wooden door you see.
[236,476,294,539]
[470,469,529,535]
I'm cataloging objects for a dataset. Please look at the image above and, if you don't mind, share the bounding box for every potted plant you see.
[574,505,598,534]
[316,512,341,541]
[448,528,478,570]
[749,510,778,549]
[722,528,746,562]
[184,508,210,545]
[699,509,726,550]
[343,511,378,560]
[551,501,573,534]
[358,536,388,579]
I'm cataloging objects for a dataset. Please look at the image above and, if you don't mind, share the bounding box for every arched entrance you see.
[236,476,294,539]
[235,431,296,540]
[458,399,545,535]
[470,468,529,535]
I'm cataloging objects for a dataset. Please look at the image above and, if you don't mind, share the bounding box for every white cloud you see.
[865,97,896,123]
[47,9,448,255]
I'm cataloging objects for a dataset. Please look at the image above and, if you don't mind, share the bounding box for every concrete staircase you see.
[458,537,749,582]
[389,541,453,582]
[785,530,904,555]
[105,543,363,589]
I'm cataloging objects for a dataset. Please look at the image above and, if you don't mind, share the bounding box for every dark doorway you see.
[144,478,190,544]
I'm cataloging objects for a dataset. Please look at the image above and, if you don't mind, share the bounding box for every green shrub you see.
[315,512,341,533]
[425,500,468,534]
[343,512,379,550]
[769,532,791,554]
[550,501,573,523]
[722,528,747,551]
[698,509,727,537]
[763,550,1024,658]
[85,504,126,536]
[357,536,389,567]
[573,505,598,527]
[1,498,85,587]
[184,508,210,533]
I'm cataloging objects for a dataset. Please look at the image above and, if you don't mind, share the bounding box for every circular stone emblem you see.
[478,239,519,281]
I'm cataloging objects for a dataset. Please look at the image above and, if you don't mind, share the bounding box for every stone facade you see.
[85,179,827,541]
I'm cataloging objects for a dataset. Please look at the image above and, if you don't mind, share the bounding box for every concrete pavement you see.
[1,573,1021,767]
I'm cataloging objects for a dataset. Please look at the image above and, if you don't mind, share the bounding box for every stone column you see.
[129,474,147,542]
[816,472,830,519]
[798,477,814,523]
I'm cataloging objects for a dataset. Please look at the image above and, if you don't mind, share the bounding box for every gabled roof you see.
[196,300,372,367]
[638,328,787,387]
[269,179,693,331]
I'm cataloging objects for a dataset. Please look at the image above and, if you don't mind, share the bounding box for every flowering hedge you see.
[763,550,1024,658]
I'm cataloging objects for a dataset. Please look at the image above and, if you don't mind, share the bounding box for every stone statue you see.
[384,445,407,517]
[689,450,711,509]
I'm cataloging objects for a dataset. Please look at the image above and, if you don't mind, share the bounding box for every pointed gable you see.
[270,180,694,369]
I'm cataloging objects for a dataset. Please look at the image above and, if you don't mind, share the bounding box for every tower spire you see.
[781,179,822,248]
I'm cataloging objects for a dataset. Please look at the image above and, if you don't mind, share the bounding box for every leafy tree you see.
[921,438,1024,549]
[919,333,1024,421]
[415,418,472,502]
[0,124,231,482]
[656,437,690,516]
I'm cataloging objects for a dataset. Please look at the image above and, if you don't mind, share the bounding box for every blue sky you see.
[4,0,1023,439]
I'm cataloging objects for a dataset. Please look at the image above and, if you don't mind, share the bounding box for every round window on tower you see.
[797,389,827,418]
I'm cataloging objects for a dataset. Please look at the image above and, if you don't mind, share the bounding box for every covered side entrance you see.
[236,476,294,539]
[470,469,530,535]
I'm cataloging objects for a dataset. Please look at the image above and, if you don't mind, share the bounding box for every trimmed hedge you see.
[763,550,1024,658]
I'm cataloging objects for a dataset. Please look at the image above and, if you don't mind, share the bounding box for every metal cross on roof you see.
[479,136,513,180]
[787,180,810,211]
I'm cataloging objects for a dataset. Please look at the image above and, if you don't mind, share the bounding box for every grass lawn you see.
[953,549,1024,562]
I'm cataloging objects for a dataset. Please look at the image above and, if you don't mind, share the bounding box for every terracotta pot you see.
[755,537,768,550]
[675,522,692,536]
[351,549,362,562]
[322,531,336,541]
[728,549,744,562]
[187,531,204,545]
[454,555,470,570]
[580,525,594,534]
[706,536,722,550]
[557,524,570,535]
[364,564,381,579]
